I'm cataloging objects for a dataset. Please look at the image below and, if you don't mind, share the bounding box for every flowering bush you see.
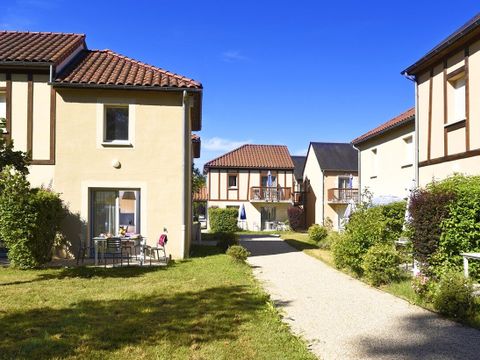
[411,273,435,302]
[287,206,304,231]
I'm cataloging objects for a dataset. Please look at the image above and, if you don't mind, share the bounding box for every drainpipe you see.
[403,73,419,187]
[414,79,419,187]
[352,144,361,197]
[181,90,189,258]
[321,169,325,226]
[49,65,54,83]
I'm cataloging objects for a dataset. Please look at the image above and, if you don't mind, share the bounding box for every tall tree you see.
[192,165,206,194]
[0,136,30,174]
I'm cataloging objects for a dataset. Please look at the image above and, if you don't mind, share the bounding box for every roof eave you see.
[402,16,480,76]
[352,116,415,146]
[204,166,294,171]
[51,81,203,92]
[0,61,52,68]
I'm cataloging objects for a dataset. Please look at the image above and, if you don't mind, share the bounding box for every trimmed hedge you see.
[0,168,65,268]
[208,207,239,233]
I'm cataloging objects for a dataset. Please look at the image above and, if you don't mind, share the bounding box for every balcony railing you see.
[250,187,292,202]
[327,188,359,204]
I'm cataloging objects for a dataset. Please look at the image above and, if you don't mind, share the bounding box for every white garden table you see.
[460,252,480,277]
[93,236,146,266]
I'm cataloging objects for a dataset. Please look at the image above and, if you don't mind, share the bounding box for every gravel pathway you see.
[241,235,480,360]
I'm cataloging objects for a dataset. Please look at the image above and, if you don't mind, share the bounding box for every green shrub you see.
[0,168,65,268]
[362,243,401,286]
[380,201,407,240]
[214,232,239,252]
[308,224,328,243]
[409,175,480,279]
[433,270,475,319]
[319,231,341,250]
[332,202,406,276]
[208,207,239,233]
[434,175,480,279]
[331,232,352,270]
[226,245,250,262]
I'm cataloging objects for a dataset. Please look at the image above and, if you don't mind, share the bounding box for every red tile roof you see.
[0,31,85,64]
[55,49,202,89]
[352,108,415,145]
[204,144,294,170]
[193,186,208,201]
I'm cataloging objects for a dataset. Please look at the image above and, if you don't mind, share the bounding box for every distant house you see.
[0,31,202,259]
[303,142,358,230]
[352,108,415,202]
[291,155,306,205]
[402,14,480,186]
[204,145,295,231]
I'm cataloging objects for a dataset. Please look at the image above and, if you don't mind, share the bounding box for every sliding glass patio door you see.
[91,189,140,238]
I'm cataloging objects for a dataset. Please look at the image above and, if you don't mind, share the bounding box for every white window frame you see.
[445,71,466,127]
[0,91,6,134]
[403,136,413,167]
[371,148,378,178]
[97,100,136,148]
[228,174,238,189]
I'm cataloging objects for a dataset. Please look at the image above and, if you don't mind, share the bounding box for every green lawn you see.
[0,246,315,360]
[283,233,334,267]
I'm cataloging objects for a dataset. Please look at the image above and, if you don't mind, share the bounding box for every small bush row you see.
[226,245,250,263]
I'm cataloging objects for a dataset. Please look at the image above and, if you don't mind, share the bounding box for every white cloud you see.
[221,50,249,62]
[202,137,251,152]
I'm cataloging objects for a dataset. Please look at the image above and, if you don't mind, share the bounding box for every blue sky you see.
[2,1,478,168]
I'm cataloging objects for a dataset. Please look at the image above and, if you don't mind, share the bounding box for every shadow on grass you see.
[0,266,165,287]
[0,285,264,359]
[353,312,480,359]
[190,244,224,258]
[283,239,318,251]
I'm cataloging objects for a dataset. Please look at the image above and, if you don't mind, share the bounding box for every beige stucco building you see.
[402,14,480,186]
[352,108,415,201]
[0,31,202,259]
[303,142,358,231]
[204,145,296,231]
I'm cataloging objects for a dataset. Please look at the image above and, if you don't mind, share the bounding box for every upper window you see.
[447,70,466,124]
[104,106,129,142]
[452,76,466,122]
[338,176,350,189]
[371,148,378,177]
[0,92,6,133]
[228,175,238,188]
[403,136,413,165]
